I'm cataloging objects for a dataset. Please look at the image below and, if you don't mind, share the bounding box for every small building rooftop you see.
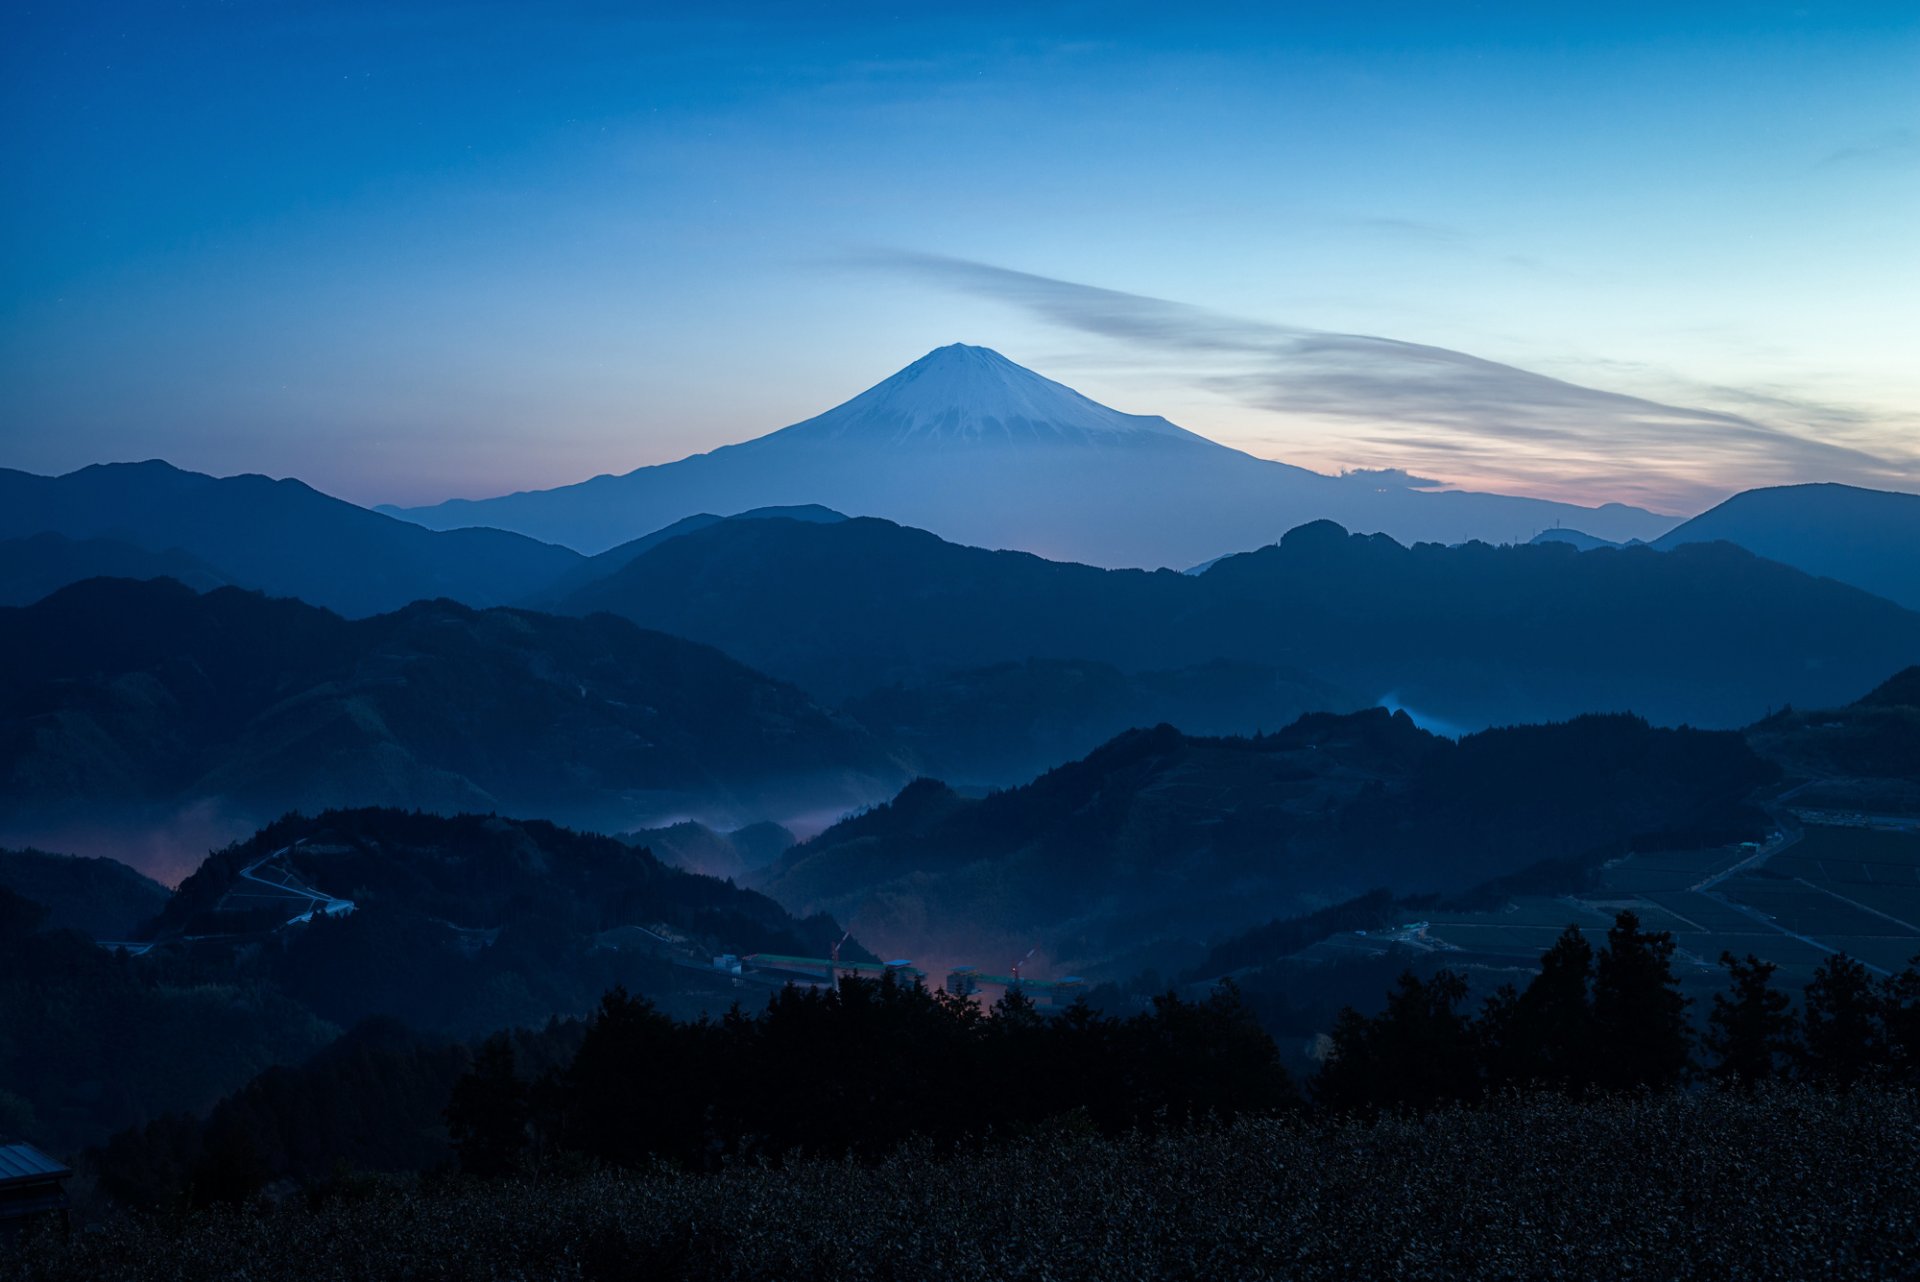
[0,1144,70,1189]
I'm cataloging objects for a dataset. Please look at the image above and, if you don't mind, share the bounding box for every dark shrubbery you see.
[21,1089,1920,1282]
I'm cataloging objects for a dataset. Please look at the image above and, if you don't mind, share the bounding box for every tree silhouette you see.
[1481,924,1595,1092]
[1882,958,1920,1086]
[1705,952,1796,1087]
[445,1034,531,1178]
[1802,953,1880,1089]
[1314,970,1478,1111]
[1590,912,1690,1092]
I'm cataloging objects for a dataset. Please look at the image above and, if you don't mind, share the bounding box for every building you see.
[0,1143,72,1244]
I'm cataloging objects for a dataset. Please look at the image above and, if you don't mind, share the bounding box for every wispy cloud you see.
[1819,127,1920,167]
[859,250,1920,512]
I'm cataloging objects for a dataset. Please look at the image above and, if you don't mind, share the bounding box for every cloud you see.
[1340,467,1447,490]
[858,250,1920,512]
[1819,127,1920,167]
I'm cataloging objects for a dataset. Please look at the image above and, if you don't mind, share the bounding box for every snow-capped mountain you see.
[384,344,1674,567]
[759,342,1206,448]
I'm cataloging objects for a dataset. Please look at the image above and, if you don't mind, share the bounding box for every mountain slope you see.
[0,578,908,864]
[0,532,234,605]
[843,658,1359,786]
[553,513,1920,730]
[521,504,846,609]
[0,460,585,617]
[757,711,1773,976]
[0,848,169,938]
[1652,482,1920,610]
[385,344,1673,566]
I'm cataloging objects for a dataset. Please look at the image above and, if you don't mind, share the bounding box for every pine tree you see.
[445,1034,531,1178]
[1590,911,1691,1091]
[1802,952,1880,1088]
[1482,924,1595,1092]
[1705,952,1796,1087]
[1313,970,1479,1111]
[1882,957,1920,1086]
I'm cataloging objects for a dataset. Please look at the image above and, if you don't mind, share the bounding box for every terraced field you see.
[1411,820,1920,996]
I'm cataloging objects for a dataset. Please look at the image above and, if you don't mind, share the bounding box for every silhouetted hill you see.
[556,513,1920,729]
[520,504,847,609]
[1653,483,1920,610]
[0,532,234,605]
[1748,666,1920,813]
[0,848,169,939]
[557,515,1197,699]
[0,807,865,1153]
[843,658,1359,785]
[1858,666,1920,710]
[1528,528,1623,551]
[757,710,1773,976]
[0,578,907,855]
[622,820,797,880]
[0,461,584,617]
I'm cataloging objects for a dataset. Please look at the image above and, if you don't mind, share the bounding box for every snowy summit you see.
[763,344,1205,449]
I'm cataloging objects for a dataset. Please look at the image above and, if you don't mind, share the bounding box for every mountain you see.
[843,658,1360,786]
[0,807,866,1153]
[755,711,1773,977]
[1747,665,1920,814]
[383,344,1674,567]
[1653,483,1920,610]
[156,808,866,1032]
[521,504,847,608]
[621,819,797,880]
[551,512,1920,730]
[0,460,585,617]
[0,578,908,873]
[0,532,234,605]
[0,848,169,939]
[1528,528,1622,551]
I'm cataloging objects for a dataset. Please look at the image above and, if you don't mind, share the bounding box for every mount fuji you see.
[384,344,1674,567]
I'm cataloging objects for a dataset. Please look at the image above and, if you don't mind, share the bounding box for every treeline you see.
[1317,911,1920,1110]
[444,978,1294,1180]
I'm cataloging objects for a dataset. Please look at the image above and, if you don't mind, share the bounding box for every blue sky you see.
[3,2,1916,512]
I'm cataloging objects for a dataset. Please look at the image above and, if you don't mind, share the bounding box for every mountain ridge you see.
[382,345,1676,564]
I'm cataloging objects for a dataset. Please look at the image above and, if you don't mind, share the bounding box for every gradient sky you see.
[3,2,1916,514]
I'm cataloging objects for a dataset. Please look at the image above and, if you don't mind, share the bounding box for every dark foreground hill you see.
[22,1089,1918,1282]
[0,532,234,605]
[1654,482,1920,610]
[0,460,584,617]
[758,709,1774,974]
[0,808,864,1152]
[555,512,1920,731]
[0,848,168,939]
[0,578,907,859]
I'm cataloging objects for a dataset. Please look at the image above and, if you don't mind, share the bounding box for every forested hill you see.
[553,513,1920,729]
[759,708,1775,975]
[0,577,908,844]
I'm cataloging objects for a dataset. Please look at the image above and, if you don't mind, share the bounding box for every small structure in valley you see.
[0,1142,72,1244]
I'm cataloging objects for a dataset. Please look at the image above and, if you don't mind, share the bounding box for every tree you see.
[1882,957,1920,1086]
[1590,911,1691,1091]
[1801,952,1880,1089]
[1314,970,1479,1111]
[1481,925,1595,1093]
[445,1034,531,1178]
[1705,952,1796,1087]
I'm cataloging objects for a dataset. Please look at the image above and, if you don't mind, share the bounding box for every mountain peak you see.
[759,344,1214,450]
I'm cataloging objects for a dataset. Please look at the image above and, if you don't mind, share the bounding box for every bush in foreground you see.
[19,1086,1918,1282]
